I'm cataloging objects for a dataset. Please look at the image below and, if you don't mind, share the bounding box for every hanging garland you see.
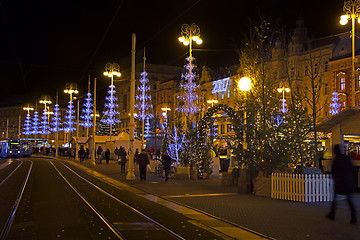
[197,104,243,178]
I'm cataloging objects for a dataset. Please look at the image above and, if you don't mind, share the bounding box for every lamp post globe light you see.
[64,83,78,147]
[340,0,360,106]
[103,62,121,139]
[238,77,252,150]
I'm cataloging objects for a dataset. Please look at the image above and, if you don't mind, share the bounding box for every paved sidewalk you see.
[38,155,360,240]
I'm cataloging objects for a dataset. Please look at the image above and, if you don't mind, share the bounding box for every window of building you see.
[221,93,224,99]
[325,61,328,72]
[324,83,328,95]
[227,124,232,132]
[227,89,230,98]
[220,124,225,134]
[340,77,345,90]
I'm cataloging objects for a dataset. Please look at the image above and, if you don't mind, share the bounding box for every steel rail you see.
[0,160,23,187]
[57,161,185,240]
[0,160,33,240]
[49,161,126,240]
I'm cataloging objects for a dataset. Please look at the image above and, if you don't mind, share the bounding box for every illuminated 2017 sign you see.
[212,77,230,94]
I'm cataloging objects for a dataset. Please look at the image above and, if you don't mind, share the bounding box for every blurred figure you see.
[327,144,357,224]
[105,149,110,165]
[161,153,172,181]
[138,149,150,181]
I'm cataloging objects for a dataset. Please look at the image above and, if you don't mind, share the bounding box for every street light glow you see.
[238,77,252,92]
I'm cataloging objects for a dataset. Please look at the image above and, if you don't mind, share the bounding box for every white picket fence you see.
[271,173,333,202]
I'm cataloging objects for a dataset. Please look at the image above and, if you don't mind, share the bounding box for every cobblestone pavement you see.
[39,156,360,240]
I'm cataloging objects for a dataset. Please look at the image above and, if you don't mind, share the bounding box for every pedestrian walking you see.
[97,146,103,163]
[161,153,172,181]
[120,148,127,173]
[149,146,154,159]
[138,149,150,181]
[78,146,86,162]
[327,144,357,224]
[134,149,139,164]
[105,149,110,164]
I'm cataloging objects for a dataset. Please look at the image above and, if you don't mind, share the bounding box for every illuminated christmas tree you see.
[101,85,120,131]
[135,60,153,138]
[176,56,199,115]
[50,103,62,132]
[80,92,93,129]
[31,110,41,135]
[40,108,51,135]
[166,126,184,162]
[64,100,76,133]
[23,112,32,135]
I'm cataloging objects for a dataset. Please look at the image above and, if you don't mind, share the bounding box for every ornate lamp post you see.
[178,23,203,117]
[64,83,78,147]
[207,99,218,108]
[103,62,121,139]
[238,77,252,150]
[340,0,360,106]
[277,87,290,114]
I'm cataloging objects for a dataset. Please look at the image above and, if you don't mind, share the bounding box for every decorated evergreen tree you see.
[101,85,121,136]
[96,113,119,136]
[31,110,41,135]
[22,111,32,136]
[50,103,62,132]
[135,53,153,139]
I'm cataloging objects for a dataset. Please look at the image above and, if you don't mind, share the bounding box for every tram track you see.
[50,160,186,240]
[0,160,33,240]
[0,160,23,186]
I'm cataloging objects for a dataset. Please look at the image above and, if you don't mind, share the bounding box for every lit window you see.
[358,75,360,88]
[227,89,230,98]
[340,77,345,90]
[221,93,224,99]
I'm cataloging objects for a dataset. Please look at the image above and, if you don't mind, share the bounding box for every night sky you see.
[0,0,345,106]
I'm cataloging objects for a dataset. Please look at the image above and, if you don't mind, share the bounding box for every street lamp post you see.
[277,87,290,113]
[207,99,218,108]
[238,77,252,150]
[103,62,121,139]
[64,83,78,150]
[178,23,203,118]
[340,0,360,106]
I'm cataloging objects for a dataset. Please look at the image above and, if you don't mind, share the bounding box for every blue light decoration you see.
[40,108,51,135]
[22,112,32,135]
[50,103,62,132]
[31,110,41,135]
[167,126,184,162]
[176,56,199,115]
[329,92,341,115]
[101,84,121,126]
[135,70,153,136]
[145,117,151,136]
[280,98,288,114]
[64,100,76,133]
[80,92,93,129]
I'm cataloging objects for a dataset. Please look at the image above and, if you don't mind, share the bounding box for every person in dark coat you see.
[138,149,150,181]
[105,149,110,165]
[97,146,103,163]
[78,147,86,162]
[162,153,172,181]
[119,148,127,173]
[327,144,357,224]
